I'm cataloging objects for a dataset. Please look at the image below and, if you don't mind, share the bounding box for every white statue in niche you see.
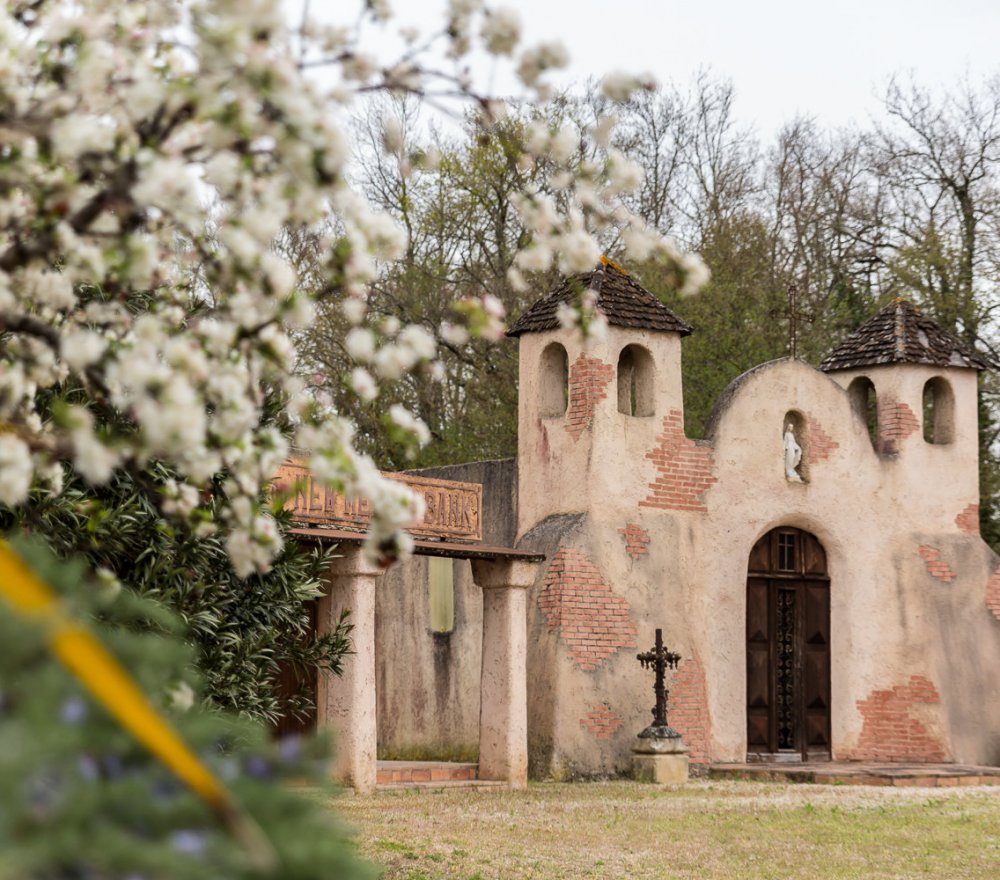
[784,422,803,482]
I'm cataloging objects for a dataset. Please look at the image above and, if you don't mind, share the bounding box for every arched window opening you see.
[848,377,878,450]
[782,410,809,482]
[923,377,955,444]
[539,342,568,417]
[617,344,655,417]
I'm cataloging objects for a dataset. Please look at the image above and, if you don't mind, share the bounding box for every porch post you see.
[316,546,383,793]
[470,558,538,789]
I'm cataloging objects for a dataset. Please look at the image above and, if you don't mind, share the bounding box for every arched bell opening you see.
[616,344,655,417]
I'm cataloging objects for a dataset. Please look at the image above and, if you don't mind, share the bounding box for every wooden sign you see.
[273,459,482,542]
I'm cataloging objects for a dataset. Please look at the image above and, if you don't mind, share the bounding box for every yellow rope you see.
[0,540,276,868]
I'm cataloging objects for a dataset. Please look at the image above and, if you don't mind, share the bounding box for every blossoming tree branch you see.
[0,0,707,576]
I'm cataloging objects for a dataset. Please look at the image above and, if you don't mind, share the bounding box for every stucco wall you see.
[375,324,1000,775]
[515,331,1000,775]
[374,458,517,760]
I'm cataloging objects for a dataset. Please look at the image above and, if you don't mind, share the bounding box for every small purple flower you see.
[60,696,87,724]
[170,830,206,857]
[244,755,271,780]
[278,734,302,763]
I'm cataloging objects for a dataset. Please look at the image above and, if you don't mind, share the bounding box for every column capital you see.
[471,558,539,591]
[324,544,385,579]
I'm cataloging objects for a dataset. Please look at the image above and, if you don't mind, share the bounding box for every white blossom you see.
[388,404,430,447]
[0,435,33,506]
[345,328,376,363]
[226,514,284,579]
[350,367,378,402]
[342,297,368,324]
[382,117,404,155]
[0,0,706,578]
[23,270,74,310]
[515,242,553,273]
[557,228,601,273]
[556,302,578,329]
[606,150,643,194]
[481,7,521,56]
[373,343,414,380]
[61,330,106,372]
[516,41,569,88]
[51,114,116,160]
[167,680,196,712]
[601,70,656,102]
[440,321,470,346]
[549,123,580,164]
[398,324,437,361]
[679,252,711,296]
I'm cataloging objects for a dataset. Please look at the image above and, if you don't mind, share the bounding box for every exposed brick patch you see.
[987,566,1000,621]
[956,503,980,535]
[564,353,614,441]
[640,410,718,513]
[807,417,839,462]
[918,545,956,584]
[618,523,650,559]
[537,548,638,671]
[877,398,920,454]
[845,675,947,762]
[580,703,625,739]
[668,654,710,764]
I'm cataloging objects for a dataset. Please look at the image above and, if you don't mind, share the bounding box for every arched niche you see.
[782,410,809,482]
[539,342,568,417]
[922,376,955,445]
[617,344,655,417]
[847,376,878,451]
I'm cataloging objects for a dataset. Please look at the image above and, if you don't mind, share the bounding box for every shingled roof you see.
[818,299,989,372]
[505,258,693,338]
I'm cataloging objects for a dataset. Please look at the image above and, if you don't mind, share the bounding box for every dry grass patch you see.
[332,780,1000,879]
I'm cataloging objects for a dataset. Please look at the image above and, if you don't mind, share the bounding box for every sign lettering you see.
[273,460,482,542]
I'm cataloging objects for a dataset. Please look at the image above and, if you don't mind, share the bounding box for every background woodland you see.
[298,75,1000,546]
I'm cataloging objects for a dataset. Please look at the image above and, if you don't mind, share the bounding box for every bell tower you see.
[818,298,987,523]
[506,258,693,537]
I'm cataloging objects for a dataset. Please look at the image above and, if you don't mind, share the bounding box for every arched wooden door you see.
[746,528,831,761]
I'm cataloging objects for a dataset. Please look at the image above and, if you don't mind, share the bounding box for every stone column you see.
[471,558,538,789]
[316,546,383,794]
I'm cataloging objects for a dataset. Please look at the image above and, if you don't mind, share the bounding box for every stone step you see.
[709,762,1000,787]
[376,760,480,786]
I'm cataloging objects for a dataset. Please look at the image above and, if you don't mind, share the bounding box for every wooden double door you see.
[746,528,831,762]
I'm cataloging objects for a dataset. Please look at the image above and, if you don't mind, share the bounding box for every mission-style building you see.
[285,259,1000,789]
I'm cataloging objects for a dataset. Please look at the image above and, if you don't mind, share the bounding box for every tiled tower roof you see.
[506,258,693,338]
[818,299,989,372]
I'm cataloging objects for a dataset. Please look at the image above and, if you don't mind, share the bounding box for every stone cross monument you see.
[632,628,690,784]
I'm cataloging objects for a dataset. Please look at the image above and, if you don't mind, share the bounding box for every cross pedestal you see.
[631,628,689,784]
[632,733,689,784]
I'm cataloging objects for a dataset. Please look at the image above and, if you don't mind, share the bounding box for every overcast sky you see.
[344,0,1000,137]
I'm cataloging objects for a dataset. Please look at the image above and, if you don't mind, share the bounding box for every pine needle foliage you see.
[0,538,373,880]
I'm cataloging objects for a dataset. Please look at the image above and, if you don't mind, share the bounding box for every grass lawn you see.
[332,780,1000,879]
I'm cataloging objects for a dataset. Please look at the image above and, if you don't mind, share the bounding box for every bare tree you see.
[873,76,1000,348]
